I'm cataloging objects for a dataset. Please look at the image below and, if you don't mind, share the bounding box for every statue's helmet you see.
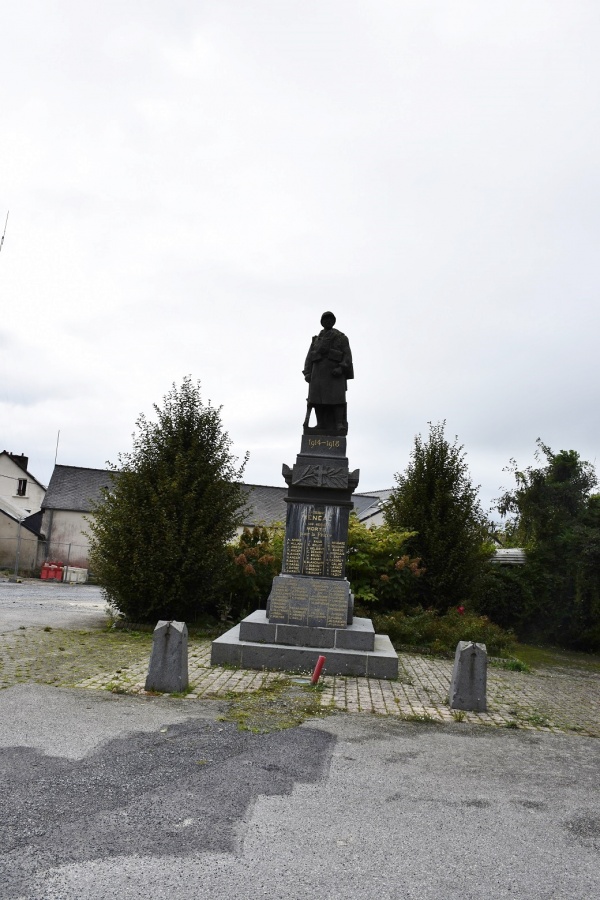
[320,311,336,325]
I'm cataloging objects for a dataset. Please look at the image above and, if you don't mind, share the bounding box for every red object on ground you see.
[457,605,465,615]
[311,655,326,685]
[43,562,64,581]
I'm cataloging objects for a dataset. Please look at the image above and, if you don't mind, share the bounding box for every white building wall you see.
[0,455,46,514]
[0,514,39,571]
[42,509,93,567]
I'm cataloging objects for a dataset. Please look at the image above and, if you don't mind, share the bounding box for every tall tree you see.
[496,441,597,547]
[89,377,248,623]
[385,422,490,610]
[495,440,600,646]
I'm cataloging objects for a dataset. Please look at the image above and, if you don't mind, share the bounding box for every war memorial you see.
[211,312,399,678]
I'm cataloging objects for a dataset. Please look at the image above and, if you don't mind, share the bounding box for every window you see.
[17,479,27,497]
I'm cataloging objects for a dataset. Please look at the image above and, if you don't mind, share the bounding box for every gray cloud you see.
[1,1,599,510]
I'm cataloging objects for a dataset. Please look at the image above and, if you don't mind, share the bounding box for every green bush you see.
[221,525,283,622]
[495,442,600,648]
[371,606,516,657]
[476,564,540,632]
[345,515,424,610]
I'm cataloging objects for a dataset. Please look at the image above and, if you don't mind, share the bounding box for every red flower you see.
[457,605,465,615]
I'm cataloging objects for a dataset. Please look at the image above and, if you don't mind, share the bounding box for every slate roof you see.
[42,465,391,525]
[23,509,44,537]
[42,465,117,512]
[241,483,390,526]
[353,489,393,523]
[241,484,287,525]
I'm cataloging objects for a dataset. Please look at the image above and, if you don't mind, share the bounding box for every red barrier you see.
[43,562,64,581]
[311,655,326,685]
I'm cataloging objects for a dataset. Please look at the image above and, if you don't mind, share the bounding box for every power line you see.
[0,473,29,483]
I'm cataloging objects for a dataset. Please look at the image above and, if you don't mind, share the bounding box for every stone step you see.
[239,610,375,652]
[211,624,399,679]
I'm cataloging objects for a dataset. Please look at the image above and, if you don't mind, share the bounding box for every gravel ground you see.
[0,580,106,632]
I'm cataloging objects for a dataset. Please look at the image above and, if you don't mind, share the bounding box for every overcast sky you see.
[2,1,599,517]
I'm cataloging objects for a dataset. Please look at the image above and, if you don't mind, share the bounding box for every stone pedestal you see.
[211,434,398,679]
[145,620,189,693]
[449,641,487,712]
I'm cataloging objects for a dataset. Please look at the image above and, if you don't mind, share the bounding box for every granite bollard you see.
[449,641,487,712]
[145,620,188,693]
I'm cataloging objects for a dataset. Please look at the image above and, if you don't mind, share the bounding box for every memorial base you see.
[210,427,399,678]
[211,610,399,679]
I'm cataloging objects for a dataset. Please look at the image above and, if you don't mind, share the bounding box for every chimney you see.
[9,453,29,472]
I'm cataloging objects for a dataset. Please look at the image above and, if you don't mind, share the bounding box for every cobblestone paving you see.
[1,627,598,735]
[320,655,600,735]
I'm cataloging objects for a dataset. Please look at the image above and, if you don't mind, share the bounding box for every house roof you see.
[42,465,391,524]
[491,548,527,565]
[241,484,287,525]
[0,496,26,519]
[23,509,44,537]
[241,483,391,526]
[42,465,117,512]
[0,499,43,536]
[355,489,393,524]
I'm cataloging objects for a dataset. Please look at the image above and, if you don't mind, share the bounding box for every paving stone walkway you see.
[1,626,598,735]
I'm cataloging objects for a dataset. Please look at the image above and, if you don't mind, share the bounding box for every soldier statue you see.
[303,311,354,435]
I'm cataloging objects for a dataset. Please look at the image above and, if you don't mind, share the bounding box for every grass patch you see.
[403,712,440,724]
[522,713,552,728]
[105,682,129,694]
[111,617,225,639]
[512,644,600,673]
[0,628,153,690]
[219,678,332,733]
[489,657,532,673]
[170,685,195,698]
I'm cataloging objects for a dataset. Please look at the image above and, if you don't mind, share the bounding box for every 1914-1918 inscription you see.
[268,576,349,628]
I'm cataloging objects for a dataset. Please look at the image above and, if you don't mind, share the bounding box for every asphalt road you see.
[1,684,598,900]
[0,580,107,632]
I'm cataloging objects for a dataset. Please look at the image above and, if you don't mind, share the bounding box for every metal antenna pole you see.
[0,211,8,255]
